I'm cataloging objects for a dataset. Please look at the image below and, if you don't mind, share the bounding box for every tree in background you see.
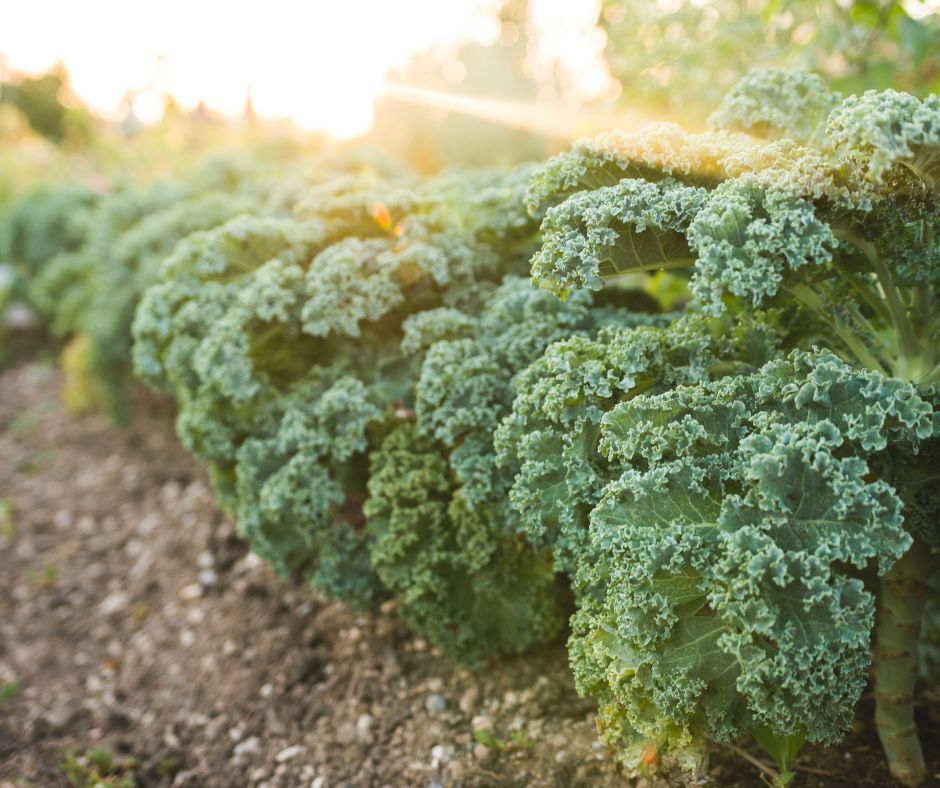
[599,0,940,124]
[0,63,96,145]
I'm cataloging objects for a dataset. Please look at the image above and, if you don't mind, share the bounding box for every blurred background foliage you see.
[599,0,940,124]
[2,0,938,180]
[373,0,940,165]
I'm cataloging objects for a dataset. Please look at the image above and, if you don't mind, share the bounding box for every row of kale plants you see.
[1,70,938,786]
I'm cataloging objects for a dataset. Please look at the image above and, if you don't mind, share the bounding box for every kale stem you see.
[784,283,889,375]
[874,543,931,787]
[833,229,920,360]
[830,258,893,325]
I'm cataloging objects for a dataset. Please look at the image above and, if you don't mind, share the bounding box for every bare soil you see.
[1,361,938,788]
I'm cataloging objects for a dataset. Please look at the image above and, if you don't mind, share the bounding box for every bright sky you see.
[0,0,609,138]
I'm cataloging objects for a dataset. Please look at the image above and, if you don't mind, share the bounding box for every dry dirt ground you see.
[1,361,938,788]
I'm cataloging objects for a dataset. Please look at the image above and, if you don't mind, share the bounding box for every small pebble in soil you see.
[458,686,479,716]
[199,569,217,589]
[425,694,446,714]
[473,743,493,763]
[336,722,356,745]
[99,591,130,616]
[471,714,493,733]
[179,583,202,601]
[430,744,454,767]
[275,744,304,762]
[356,713,374,743]
[311,778,326,788]
[234,737,260,757]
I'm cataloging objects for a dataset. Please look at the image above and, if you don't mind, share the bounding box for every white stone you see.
[199,569,217,588]
[356,714,375,744]
[473,743,493,763]
[425,694,446,714]
[234,736,260,757]
[275,744,304,762]
[98,591,130,616]
[179,583,203,601]
[458,687,479,715]
[430,744,454,766]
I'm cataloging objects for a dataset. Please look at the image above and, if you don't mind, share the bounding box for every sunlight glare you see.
[1,0,614,138]
[1,0,503,137]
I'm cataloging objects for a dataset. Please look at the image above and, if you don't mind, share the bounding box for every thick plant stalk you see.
[874,543,931,786]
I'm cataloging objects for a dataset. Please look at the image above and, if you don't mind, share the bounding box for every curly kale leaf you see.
[365,423,561,664]
[529,80,940,386]
[531,179,707,299]
[573,350,934,773]
[0,183,98,283]
[495,313,779,582]
[828,90,940,189]
[524,125,759,219]
[365,277,640,661]
[133,170,537,608]
[235,376,382,606]
[709,67,840,147]
[686,182,837,315]
[415,277,595,454]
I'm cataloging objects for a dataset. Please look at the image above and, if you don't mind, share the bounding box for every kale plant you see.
[518,68,939,784]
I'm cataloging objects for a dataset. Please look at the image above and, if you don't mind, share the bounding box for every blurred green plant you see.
[473,727,535,751]
[0,498,15,541]
[58,749,137,788]
[0,679,22,704]
[0,64,96,145]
